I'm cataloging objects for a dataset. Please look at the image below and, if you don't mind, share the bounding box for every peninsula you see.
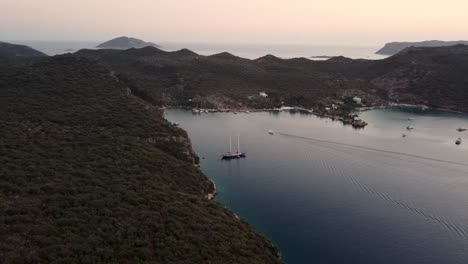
[0,42,282,263]
[376,40,468,55]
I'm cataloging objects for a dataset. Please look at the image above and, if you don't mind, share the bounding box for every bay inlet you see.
[166,107,468,264]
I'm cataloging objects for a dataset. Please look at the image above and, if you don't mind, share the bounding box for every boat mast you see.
[237,135,240,153]
[229,136,232,153]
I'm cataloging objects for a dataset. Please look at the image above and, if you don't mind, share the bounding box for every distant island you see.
[0,41,46,57]
[376,40,468,55]
[96,36,160,49]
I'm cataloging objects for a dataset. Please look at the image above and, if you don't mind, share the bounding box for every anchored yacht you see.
[222,135,246,159]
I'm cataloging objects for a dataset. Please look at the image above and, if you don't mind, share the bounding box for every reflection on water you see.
[166,107,468,264]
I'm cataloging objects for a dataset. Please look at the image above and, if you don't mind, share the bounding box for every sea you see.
[7,40,387,60]
[166,107,468,264]
[12,40,467,263]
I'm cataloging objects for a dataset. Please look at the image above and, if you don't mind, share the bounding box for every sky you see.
[2,0,468,45]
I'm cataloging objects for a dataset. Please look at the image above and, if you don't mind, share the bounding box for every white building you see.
[353,97,362,104]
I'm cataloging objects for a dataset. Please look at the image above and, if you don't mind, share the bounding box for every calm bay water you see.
[166,107,468,264]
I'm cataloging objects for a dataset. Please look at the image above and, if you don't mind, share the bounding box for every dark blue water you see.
[166,107,468,264]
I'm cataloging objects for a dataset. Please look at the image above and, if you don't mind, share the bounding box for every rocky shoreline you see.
[358,103,467,115]
[166,101,468,264]
[167,109,284,262]
[167,105,370,128]
[206,178,217,200]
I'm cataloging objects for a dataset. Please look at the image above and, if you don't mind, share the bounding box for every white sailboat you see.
[222,135,246,159]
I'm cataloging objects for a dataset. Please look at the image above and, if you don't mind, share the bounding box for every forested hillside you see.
[0,55,282,263]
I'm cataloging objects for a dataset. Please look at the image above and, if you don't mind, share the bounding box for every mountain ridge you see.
[75,44,468,114]
[376,40,468,55]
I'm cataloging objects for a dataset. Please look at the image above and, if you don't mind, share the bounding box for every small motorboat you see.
[268,130,275,135]
[351,119,368,128]
[456,128,467,132]
[456,138,462,145]
[402,133,407,138]
[406,125,414,130]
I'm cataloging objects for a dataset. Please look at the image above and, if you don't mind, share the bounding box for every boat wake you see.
[276,132,468,168]
[277,131,468,239]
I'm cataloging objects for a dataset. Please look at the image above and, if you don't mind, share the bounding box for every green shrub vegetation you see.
[0,56,281,263]
[76,45,468,113]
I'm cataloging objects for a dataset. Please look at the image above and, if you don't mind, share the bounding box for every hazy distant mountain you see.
[96,36,160,49]
[376,40,468,55]
[0,41,46,57]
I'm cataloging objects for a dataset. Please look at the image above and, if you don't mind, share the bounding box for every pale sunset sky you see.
[2,0,467,45]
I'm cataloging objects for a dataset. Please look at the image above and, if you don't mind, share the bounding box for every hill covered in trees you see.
[0,42,47,68]
[74,47,376,113]
[75,44,468,113]
[0,41,46,57]
[0,55,282,263]
[362,45,468,111]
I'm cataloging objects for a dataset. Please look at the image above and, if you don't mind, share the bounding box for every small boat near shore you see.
[351,119,368,128]
[456,138,462,145]
[406,117,415,131]
[268,130,275,135]
[457,127,467,132]
[222,135,246,160]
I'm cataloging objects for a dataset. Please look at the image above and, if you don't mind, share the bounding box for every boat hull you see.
[222,153,246,159]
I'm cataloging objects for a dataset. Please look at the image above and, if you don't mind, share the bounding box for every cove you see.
[166,107,468,264]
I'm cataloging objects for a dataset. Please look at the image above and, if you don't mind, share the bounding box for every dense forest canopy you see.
[75,45,468,113]
[0,54,282,263]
